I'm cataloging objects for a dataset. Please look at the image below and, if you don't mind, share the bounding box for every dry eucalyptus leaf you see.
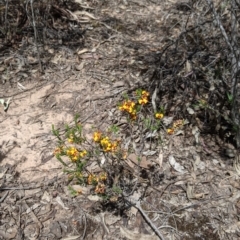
[50,55,62,65]
[151,87,158,112]
[100,155,106,165]
[75,62,84,71]
[212,159,219,165]
[0,168,8,179]
[71,185,89,195]
[86,161,101,172]
[17,82,26,90]
[61,236,81,240]
[234,154,240,175]
[0,98,11,111]
[162,116,173,126]
[145,130,157,139]
[124,138,131,150]
[187,107,195,115]
[128,153,150,169]
[185,60,192,73]
[187,183,194,199]
[142,150,157,156]
[169,155,186,173]
[55,196,69,210]
[194,192,207,199]
[192,126,200,144]
[0,228,17,239]
[125,158,135,170]
[193,154,205,170]
[41,191,51,203]
[26,203,41,214]
[112,81,125,88]
[224,148,235,158]
[105,214,121,225]
[120,227,158,240]
[223,221,240,234]
[134,137,140,143]
[130,206,138,216]
[77,48,89,55]
[88,195,101,202]
[156,150,163,168]
[47,48,54,54]
[175,130,184,136]
[74,11,97,20]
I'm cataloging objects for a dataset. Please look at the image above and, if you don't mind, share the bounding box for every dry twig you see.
[126,197,166,240]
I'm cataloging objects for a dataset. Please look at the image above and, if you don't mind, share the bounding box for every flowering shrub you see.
[52,90,185,199]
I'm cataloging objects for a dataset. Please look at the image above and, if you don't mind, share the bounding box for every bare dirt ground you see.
[1,0,240,239]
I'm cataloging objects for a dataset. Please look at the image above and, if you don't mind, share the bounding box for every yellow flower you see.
[99,172,107,181]
[141,90,149,97]
[68,134,74,143]
[122,150,128,159]
[100,137,112,152]
[105,143,112,152]
[66,147,79,161]
[79,150,87,158]
[137,90,149,105]
[155,113,164,119]
[119,100,136,113]
[138,97,148,105]
[93,131,102,142]
[111,141,119,151]
[119,100,138,119]
[167,128,174,135]
[129,107,136,115]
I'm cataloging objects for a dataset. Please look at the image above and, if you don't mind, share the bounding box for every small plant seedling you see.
[108,124,120,134]
[227,92,233,104]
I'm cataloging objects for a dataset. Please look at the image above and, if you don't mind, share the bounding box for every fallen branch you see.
[125,197,166,240]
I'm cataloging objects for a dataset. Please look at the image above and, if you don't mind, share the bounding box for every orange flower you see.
[87,174,98,185]
[119,100,136,114]
[54,146,63,155]
[95,183,105,194]
[173,119,184,129]
[122,150,128,159]
[130,113,137,120]
[167,128,174,135]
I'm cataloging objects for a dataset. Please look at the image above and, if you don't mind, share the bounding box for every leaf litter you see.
[0,0,240,239]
